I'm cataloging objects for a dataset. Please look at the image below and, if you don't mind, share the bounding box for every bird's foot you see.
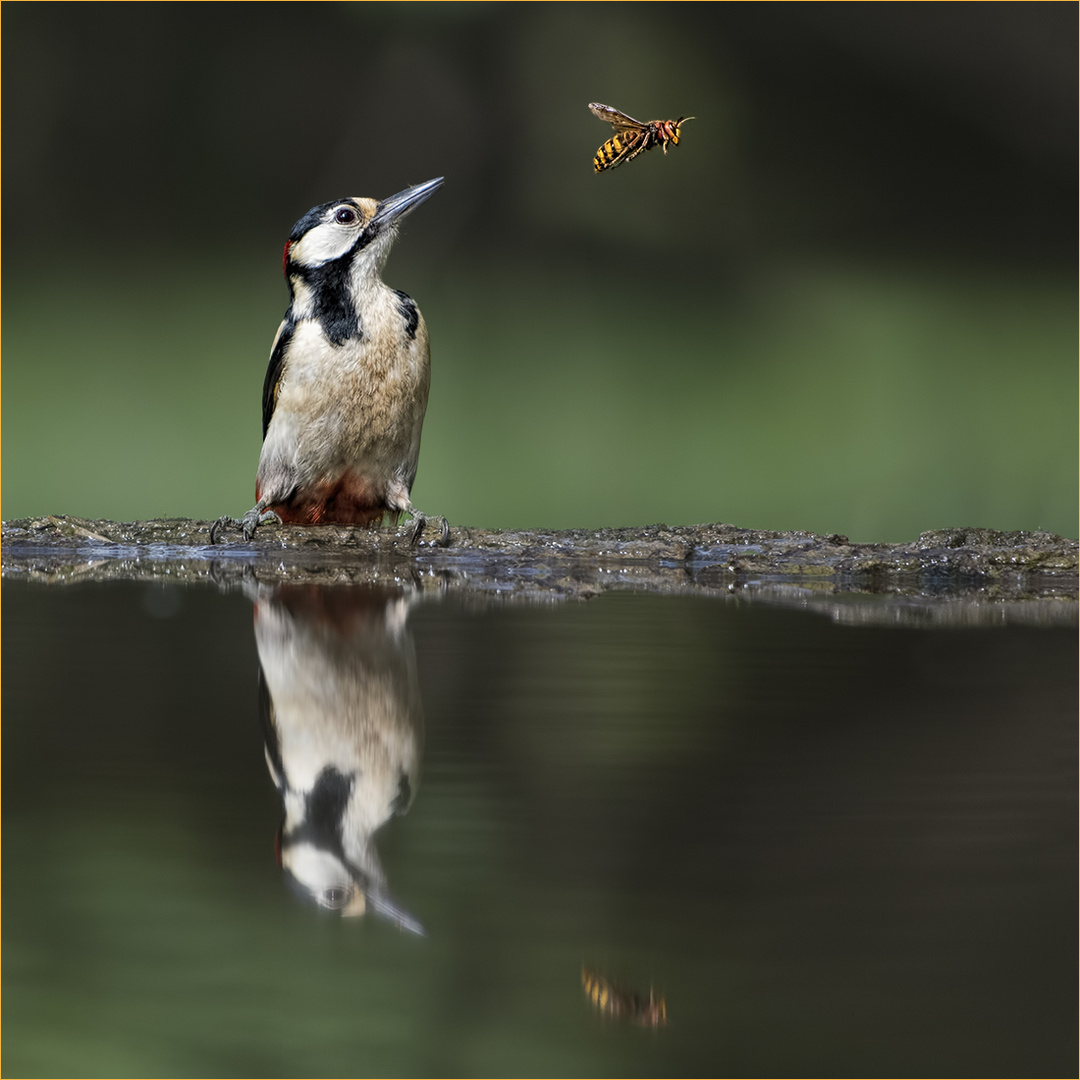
[405,512,451,548]
[209,516,241,544]
[244,508,281,540]
[209,509,281,544]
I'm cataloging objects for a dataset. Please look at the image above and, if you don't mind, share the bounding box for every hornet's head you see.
[282,176,443,290]
[661,116,694,147]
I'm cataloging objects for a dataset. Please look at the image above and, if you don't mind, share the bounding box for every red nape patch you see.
[282,240,292,277]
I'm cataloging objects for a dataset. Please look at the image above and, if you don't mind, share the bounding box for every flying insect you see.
[589,102,694,172]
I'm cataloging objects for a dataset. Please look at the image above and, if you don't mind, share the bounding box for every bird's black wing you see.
[261,319,294,438]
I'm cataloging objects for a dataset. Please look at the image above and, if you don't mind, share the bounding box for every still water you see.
[3,580,1075,1076]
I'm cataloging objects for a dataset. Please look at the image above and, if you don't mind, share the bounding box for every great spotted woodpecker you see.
[211,177,448,545]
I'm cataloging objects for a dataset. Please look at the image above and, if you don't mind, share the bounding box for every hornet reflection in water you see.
[582,966,667,1028]
[254,584,424,933]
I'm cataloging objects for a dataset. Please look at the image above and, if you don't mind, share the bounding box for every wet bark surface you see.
[3,515,1076,627]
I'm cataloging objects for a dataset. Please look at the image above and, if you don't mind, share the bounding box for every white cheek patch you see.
[290,221,360,267]
[282,841,353,895]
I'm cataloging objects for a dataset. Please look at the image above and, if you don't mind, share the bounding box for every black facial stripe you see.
[355,219,383,252]
[393,289,419,340]
[294,257,363,346]
[283,767,354,854]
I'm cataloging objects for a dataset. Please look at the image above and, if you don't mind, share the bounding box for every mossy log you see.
[3,516,1075,627]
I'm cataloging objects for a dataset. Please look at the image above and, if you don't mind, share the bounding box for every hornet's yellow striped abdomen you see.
[594,134,630,172]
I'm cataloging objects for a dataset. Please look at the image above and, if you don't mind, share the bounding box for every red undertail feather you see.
[257,472,390,527]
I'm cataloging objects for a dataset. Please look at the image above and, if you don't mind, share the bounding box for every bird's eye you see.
[322,886,351,910]
[334,206,359,225]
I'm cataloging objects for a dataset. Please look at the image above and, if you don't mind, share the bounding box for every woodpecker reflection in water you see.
[254,584,424,933]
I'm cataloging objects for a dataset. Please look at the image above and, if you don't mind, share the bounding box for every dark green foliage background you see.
[3,4,1075,539]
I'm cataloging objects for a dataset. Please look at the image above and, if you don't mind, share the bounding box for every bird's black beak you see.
[372,177,444,229]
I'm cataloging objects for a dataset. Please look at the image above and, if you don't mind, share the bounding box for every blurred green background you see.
[3,3,1076,541]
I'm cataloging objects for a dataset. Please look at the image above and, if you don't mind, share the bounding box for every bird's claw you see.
[209,516,240,544]
[209,509,281,544]
[245,509,282,540]
[407,513,451,548]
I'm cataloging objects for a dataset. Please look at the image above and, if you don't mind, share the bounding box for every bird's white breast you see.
[260,285,430,492]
